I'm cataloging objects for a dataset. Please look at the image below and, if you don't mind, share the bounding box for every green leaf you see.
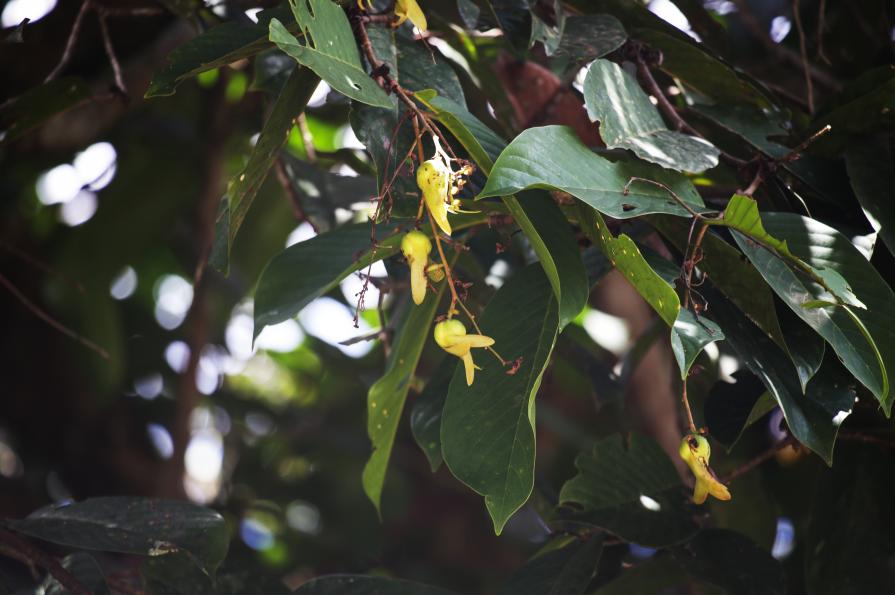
[253,223,399,338]
[441,264,559,534]
[707,295,855,464]
[7,498,228,573]
[278,153,377,233]
[410,360,454,472]
[583,59,719,173]
[557,434,699,547]
[634,28,773,107]
[778,305,826,392]
[577,205,680,327]
[497,536,603,595]
[417,92,587,329]
[142,551,214,595]
[555,14,627,62]
[672,529,784,595]
[846,136,895,257]
[670,309,724,379]
[733,213,895,412]
[395,34,464,104]
[810,67,895,153]
[0,77,91,144]
[269,0,394,109]
[650,216,788,354]
[38,553,110,595]
[478,125,706,219]
[363,285,445,514]
[215,66,320,273]
[529,0,565,55]
[147,5,292,97]
[293,575,458,594]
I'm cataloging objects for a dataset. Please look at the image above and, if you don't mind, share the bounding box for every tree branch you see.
[0,530,91,595]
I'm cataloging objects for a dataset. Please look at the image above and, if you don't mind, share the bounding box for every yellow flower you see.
[679,434,731,504]
[417,157,452,236]
[401,230,432,305]
[395,0,427,31]
[434,319,494,386]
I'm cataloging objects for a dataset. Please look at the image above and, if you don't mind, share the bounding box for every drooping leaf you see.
[293,574,458,594]
[441,264,559,534]
[214,66,320,273]
[707,294,855,464]
[557,434,699,547]
[555,14,626,62]
[478,126,707,219]
[410,359,454,471]
[147,5,293,97]
[733,213,895,412]
[269,0,394,109]
[672,529,784,595]
[846,136,895,257]
[363,284,445,513]
[583,59,719,173]
[417,92,587,328]
[497,535,603,595]
[7,498,228,573]
[778,304,826,392]
[0,77,91,144]
[670,309,724,379]
[576,205,680,327]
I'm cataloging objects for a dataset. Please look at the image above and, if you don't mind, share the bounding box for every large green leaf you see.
[253,223,399,338]
[7,498,228,573]
[294,575,458,594]
[363,286,445,514]
[147,5,292,97]
[410,359,453,472]
[583,59,719,173]
[707,295,855,464]
[0,77,91,144]
[846,136,895,257]
[555,14,627,62]
[214,66,320,272]
[441,264,559,534]
[733,213,895,412]
[269,0,393,109]
[577,205,679,327]
[416,92,587,328]
[557,434,699,547]
[496,536,603,595]
[672,529,784,595]
[478,126,706,219]
[670,309,724,380]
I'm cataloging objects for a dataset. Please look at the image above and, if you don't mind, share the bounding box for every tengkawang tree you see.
[1,0,894,593]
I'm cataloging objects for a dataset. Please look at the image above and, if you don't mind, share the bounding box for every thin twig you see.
[1,242,85,294]
[97,11,127,95]
[44,0,92,82]
[837,431,895,449]
[0,271,109,359]
[275,158,317,231]
[793,0,814,113]
[0,530,91,595]
[722,435,797,484]
[297,113,316,162]
[681,381,696,434]
[816,0,831,64]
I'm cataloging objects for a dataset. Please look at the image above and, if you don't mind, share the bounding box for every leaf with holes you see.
[583,59,719,173]
[269,0,393,109]
[478,125,707,219]
[363,283,445,514]
[441,264,559,534]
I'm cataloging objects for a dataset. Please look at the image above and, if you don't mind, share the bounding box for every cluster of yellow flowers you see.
[679,433,731,504]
